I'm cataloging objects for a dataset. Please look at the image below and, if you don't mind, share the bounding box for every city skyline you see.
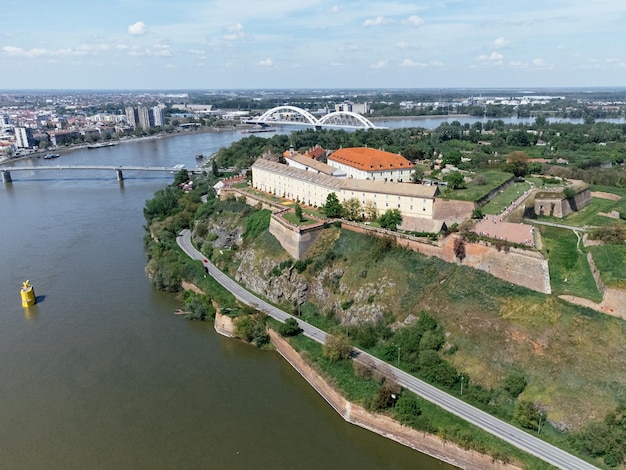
[2,0,626,90]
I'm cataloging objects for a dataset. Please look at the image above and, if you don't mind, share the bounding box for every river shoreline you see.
[205,304,519,469]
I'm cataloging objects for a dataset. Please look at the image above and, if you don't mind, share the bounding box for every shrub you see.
[323,333,352,361]
[278,318,302,337]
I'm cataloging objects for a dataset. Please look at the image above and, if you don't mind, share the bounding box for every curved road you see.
[177,229,597,470]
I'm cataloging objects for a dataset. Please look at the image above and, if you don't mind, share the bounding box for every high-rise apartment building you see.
[125,107,138,127]
[15,127,34,148]
[137,107,151,130]
[152,106,165,127]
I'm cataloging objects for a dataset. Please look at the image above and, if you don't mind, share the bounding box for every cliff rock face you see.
[235,246,390,326]
[235,248,308,307]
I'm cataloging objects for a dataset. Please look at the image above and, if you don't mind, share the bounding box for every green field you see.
[540,225,603,302]
[482,181,532,215]
[588,245,626,288]
[439,170,513,202]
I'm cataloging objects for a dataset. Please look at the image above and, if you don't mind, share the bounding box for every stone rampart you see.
[341,224,550,293]
[269,216,324,260]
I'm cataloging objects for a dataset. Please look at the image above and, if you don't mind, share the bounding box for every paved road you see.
[177,229,597,470]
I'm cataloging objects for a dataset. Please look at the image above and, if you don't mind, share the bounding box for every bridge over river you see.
[242,105,384,129]
[0,164,193,183]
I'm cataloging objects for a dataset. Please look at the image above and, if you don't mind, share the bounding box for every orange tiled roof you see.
[328,147,411,171]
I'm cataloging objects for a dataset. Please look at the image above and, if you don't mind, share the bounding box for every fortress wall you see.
[342,224,550,293]
[269,216,324,260]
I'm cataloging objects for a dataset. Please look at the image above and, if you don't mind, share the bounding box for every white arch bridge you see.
[243,105,383,129]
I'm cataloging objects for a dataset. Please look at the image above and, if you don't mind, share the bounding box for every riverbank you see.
[0,123,248,166]
[207,306,518,469]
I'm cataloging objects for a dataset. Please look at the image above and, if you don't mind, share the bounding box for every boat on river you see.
[240,128,276,134]
[87,142,117,150]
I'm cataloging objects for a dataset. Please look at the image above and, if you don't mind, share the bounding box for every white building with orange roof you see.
[327,147,413,182]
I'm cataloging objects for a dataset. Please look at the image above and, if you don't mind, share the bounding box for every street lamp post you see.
[460,375,464,395]
[397,345,401,366]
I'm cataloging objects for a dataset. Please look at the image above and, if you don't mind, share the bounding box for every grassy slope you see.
[251,227,626,430]
[540,226,603,302]
[482,181,532,215]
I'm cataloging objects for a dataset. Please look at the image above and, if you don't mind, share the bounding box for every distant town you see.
[2,88,626,160]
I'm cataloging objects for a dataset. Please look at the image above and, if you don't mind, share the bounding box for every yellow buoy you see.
[21,280,36,307]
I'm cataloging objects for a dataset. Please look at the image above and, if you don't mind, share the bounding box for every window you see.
[397,204,400,208]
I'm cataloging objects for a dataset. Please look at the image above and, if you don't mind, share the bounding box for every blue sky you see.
[1,0,626,90]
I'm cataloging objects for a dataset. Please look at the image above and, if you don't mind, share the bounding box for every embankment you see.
[267,329,518,470]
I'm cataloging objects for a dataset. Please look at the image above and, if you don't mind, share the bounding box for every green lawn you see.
[587,245,626,289]
[540,226,603,302]
[439,171,513,202]
[482,181,532,215]
[282,211,318,226]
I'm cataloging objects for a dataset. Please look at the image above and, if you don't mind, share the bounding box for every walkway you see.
[176,229,598,470]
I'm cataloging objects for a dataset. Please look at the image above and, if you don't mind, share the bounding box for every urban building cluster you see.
[0,92,172,156]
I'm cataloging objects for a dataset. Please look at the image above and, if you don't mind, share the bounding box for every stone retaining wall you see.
[342,225,551,294]
[269,330,518,470]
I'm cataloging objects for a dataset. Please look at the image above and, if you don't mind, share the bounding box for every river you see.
[0,131,455,469]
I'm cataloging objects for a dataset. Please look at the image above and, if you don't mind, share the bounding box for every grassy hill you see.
[225,216,626,433]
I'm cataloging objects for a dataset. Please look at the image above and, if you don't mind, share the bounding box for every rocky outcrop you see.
[235,248,308,307]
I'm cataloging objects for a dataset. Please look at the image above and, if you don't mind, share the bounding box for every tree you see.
[378,208,402,231]
[322,192,343,218]
[446,172,465,190]
[343,198,362,221]
[505,150,529,177]
[411,165,425,183]
[294,203,304,222]
[364,200,378,221]
[471,208,485,220]
[323,333,352,361]
[514,400,542,430]
[211,159,219,177]
[278,317,302,337]
[503,372,528,398]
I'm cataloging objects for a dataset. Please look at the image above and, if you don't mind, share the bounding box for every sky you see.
[1,0,626,90]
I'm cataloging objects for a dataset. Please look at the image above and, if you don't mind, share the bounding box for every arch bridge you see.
[243,105,382,129]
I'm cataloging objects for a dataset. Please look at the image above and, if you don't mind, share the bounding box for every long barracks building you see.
[251,156,442,231]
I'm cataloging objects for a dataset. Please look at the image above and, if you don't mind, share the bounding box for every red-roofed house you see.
[328,147,412,182]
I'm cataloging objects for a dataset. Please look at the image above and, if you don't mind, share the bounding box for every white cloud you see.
[478,51,504,61]
[403,15,424,27]
[153,45,172,56]
[492,37,509,49]
[259,58,273,67]
[2,45,90,58]
[329,5,340,13]
[509,60,527,68]
[532,58,551,68]
[370,60,387,69]
[227,23,243,32]
[363,16,392,27]
[128,21,147,36]
[401,59,443,68]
